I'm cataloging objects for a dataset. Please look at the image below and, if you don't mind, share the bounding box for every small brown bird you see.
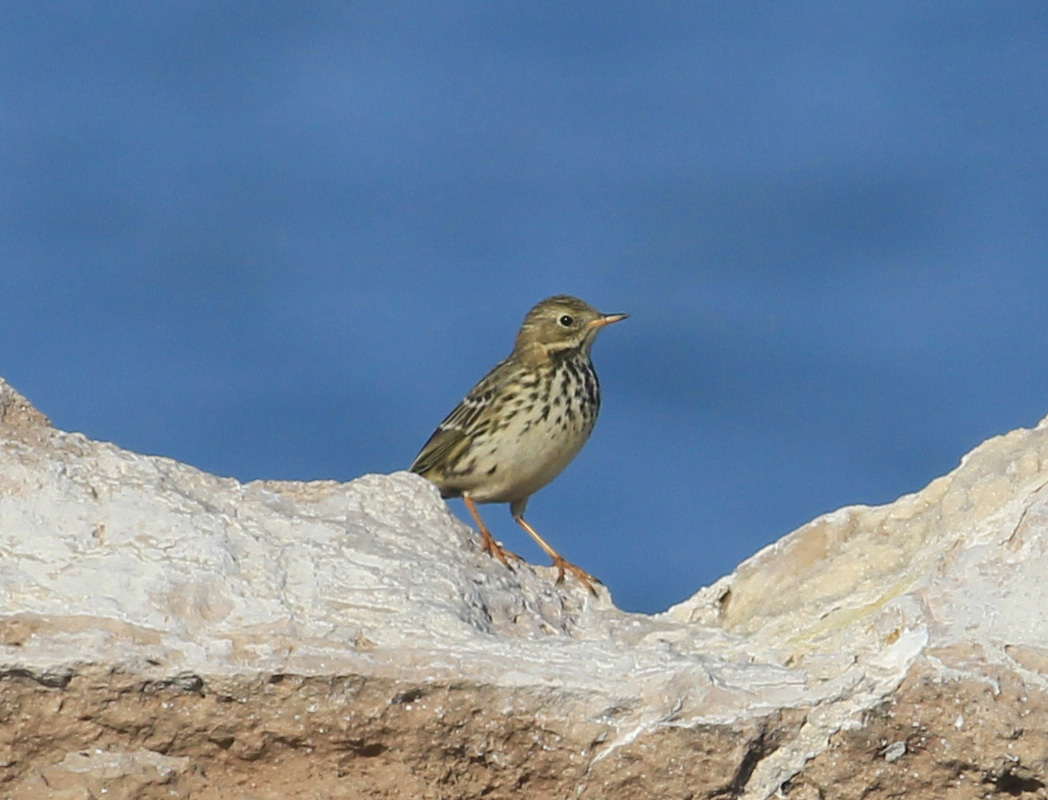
[410,295,627,594]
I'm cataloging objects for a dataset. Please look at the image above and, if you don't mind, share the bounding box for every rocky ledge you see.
[2,376,1047,799]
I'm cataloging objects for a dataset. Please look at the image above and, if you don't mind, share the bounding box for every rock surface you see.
[2,375,1048,799]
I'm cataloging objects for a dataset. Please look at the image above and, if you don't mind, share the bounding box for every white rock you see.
[4,375,1048,800]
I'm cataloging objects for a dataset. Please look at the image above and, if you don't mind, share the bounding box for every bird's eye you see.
[558,314,575,327]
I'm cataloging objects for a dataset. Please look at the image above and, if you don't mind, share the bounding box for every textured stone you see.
[2,375,1048,799]
[12,746,191,800]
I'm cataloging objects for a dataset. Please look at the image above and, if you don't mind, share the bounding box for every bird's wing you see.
[409,362,505,479]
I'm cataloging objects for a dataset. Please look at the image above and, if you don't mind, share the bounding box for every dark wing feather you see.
[409,425,471,481]
[438,386,497,434]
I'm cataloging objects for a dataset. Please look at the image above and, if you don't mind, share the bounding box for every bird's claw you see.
[553,556,601,596]
[480,530,521,568]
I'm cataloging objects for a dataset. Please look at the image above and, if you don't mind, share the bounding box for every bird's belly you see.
[465,417,594,503]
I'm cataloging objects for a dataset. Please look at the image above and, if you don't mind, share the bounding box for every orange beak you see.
[588,312,629,330]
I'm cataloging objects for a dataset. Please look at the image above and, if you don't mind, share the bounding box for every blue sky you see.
[3,3,1047,612]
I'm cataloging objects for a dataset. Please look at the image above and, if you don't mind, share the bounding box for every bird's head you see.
[514,295,628,358]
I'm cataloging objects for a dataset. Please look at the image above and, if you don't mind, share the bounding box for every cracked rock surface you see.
[2,376,1048,799]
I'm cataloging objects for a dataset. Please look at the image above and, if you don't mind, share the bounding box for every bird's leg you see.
[512,512,600,596]
[462,495,519,567]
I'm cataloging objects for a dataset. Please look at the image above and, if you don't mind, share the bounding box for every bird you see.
[410,295,627,594]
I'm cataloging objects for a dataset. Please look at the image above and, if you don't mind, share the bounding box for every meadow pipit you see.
[410,295,627,594]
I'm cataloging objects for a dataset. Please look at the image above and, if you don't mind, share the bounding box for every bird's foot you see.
[480,529,521,568]
[552,555,601,596]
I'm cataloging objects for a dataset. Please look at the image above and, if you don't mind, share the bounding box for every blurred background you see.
[3,3,1047,612]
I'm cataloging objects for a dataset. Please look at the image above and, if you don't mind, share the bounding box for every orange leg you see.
[512,513,600,596]
[462,495,520,567]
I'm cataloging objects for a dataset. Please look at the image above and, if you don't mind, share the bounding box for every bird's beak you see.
[588,312,628,330]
